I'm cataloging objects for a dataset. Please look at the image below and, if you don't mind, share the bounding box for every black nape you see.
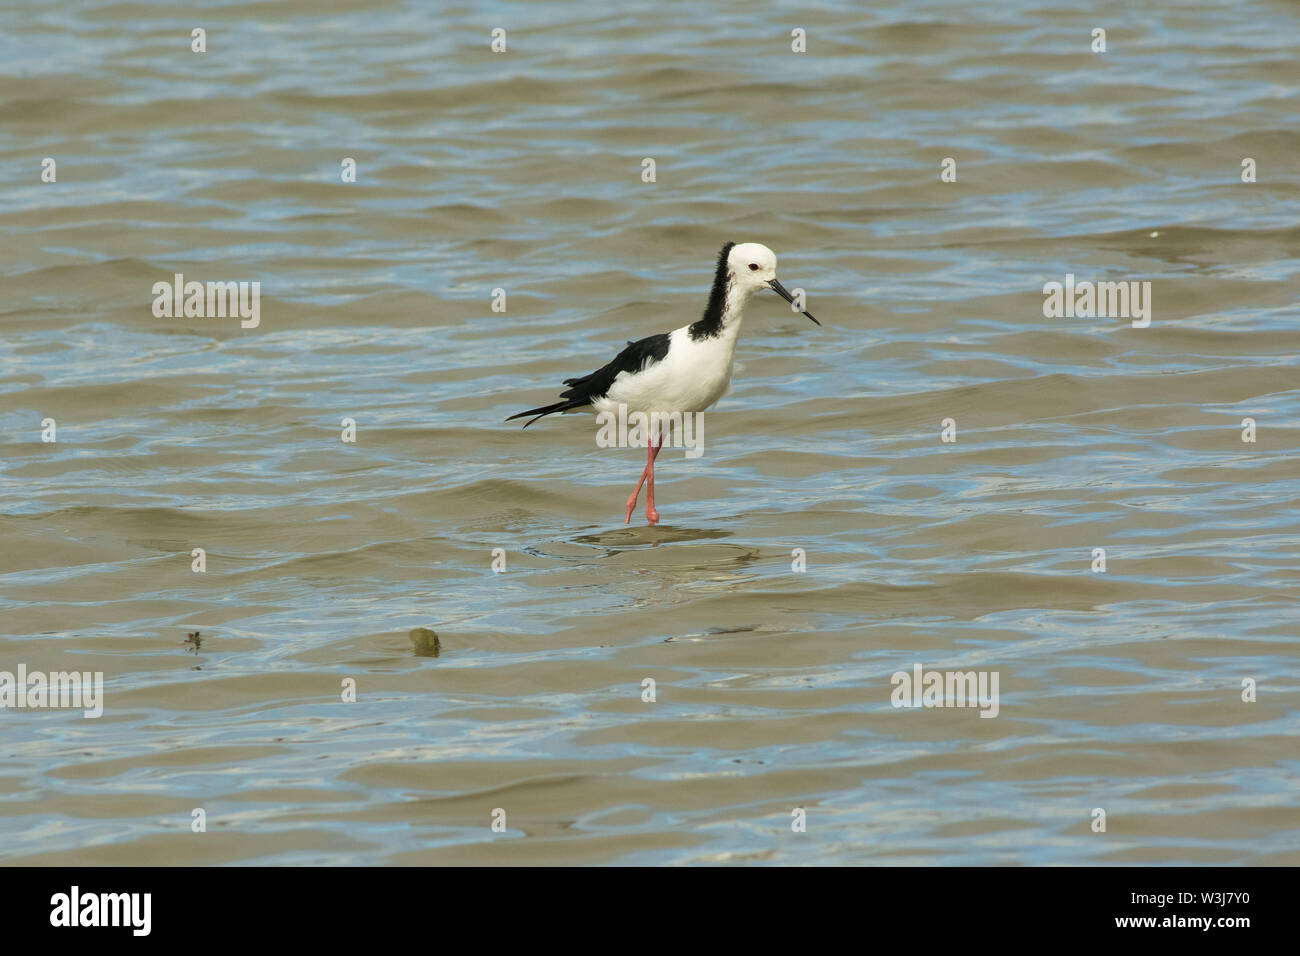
[687,241,736,341]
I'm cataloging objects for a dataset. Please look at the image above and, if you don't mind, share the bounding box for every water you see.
[1,0,1298,865]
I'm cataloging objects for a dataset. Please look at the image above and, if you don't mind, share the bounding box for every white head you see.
[728,242,780,291]
[724,241,820,325]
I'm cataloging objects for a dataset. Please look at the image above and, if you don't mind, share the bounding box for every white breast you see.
[596,325,739,417]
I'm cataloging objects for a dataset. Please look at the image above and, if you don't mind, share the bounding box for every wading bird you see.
[507,242,820,524]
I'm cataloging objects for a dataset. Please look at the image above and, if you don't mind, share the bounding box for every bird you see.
[506,241,820,525]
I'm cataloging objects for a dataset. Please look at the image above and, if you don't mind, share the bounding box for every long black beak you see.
[769,278,821,326]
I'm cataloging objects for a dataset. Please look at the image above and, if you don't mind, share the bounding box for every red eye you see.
[748,263,759,271]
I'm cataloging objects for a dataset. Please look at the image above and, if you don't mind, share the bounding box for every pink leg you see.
[624,435,664,525]
[625,449,652,524]
[645,436,662,524]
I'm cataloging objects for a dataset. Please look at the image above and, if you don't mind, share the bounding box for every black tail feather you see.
[506,331,669,429]
[505,399,589,428]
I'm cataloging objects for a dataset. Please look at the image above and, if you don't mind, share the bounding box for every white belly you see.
[595,326,737,416]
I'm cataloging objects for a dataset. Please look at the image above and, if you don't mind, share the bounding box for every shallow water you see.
[1,0,1299,865]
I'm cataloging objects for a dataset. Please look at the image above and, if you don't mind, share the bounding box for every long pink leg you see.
[645,435,663,524]
[624,445,653,524]
[624,435,664,525]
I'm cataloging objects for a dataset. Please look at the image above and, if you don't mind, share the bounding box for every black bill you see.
[769,278,821,326]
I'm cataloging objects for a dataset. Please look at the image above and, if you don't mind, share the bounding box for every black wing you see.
[506,332,671,428]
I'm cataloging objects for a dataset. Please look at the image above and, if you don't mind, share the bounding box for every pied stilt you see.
[506,242,820,524]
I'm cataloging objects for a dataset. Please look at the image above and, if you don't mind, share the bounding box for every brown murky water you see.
[2,0,1299,865]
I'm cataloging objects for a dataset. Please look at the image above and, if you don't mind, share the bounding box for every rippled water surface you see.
[2,0,1299,865]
